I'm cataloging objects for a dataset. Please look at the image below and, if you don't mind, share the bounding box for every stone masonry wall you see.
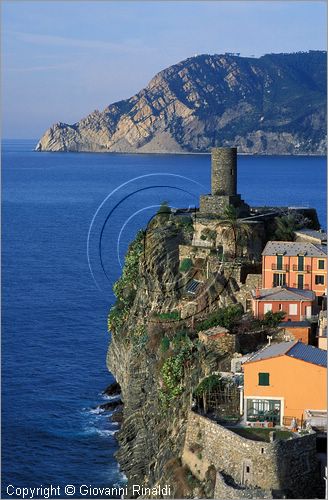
[182,411,321,498]
[211,147,237,196]
[214,471,271,499]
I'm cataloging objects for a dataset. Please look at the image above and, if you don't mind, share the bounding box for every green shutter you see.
[277,255,283,270]
[298,255,304,271]
[258,373,270,386]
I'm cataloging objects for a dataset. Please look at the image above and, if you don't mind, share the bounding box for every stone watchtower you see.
[211,147,237,197]
[200,147,249,216]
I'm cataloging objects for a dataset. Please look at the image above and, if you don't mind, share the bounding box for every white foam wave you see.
[100,393,121,401]
[83,426,117,437]
[96,428,116,437]
[88,407,105,415]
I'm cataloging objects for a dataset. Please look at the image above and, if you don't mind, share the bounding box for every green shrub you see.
[200,228,217,242]
[179,258,192,272]
[194,375,222,396]
[195,304,243,332]
[156,311,180,321]
[177,216,194,234]
[108,230,145,334]
[160,336,170,352]
[159,335,194,407]
[261,310,286,328]
[130,324,148,353]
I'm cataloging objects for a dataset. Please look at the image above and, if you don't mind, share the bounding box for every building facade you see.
[262,241,327,299]
[251,286,316,322]
[242,341,327,426]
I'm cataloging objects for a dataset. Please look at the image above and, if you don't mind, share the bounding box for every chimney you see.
[255,287,261,298]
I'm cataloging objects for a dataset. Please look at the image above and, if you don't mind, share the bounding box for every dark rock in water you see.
[98,399,122,411]
[103,381,121,396]
[111,408,124,424]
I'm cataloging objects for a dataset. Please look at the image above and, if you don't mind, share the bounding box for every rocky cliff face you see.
[36,51,326,155]
[106,216,244,498]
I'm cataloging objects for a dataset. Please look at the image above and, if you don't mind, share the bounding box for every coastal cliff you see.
[36,51,326,155]
[106,215,242,497]
[105,194,325,498]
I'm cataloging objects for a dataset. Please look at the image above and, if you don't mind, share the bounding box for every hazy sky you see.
[2,1,326,139]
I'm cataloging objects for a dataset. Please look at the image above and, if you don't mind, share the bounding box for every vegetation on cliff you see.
[107,229,144,332]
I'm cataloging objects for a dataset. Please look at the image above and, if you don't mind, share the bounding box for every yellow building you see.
[242,341,327,426]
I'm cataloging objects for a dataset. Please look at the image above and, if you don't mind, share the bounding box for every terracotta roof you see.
[251,286,315,301]
[244,341,327,368]
[262,241,327,257]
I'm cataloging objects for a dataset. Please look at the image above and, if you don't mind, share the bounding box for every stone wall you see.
[235,273,262,311]
[199,194,250,217]
[179,244,211,261]
[214,471,271,499]
[198,328,239,355]
[182,410,321,498]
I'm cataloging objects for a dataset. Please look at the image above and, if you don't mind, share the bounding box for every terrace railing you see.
[292,265,311,272]
[271,264,289,271]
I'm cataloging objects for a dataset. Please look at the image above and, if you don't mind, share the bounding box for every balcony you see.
[292,265,311,272]
[271,264,289,271]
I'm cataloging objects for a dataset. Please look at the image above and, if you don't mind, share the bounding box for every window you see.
[298,255,304,271]
[289,304,297,315]
[246,399,281,424]
[273,273,286,287]
[318,260,325,270]
[297,274,304,289]
[264,303,272,314]
[278,303,283,311]
[315,275,325,285]
[276,254,283,270]
[258,373,270,386]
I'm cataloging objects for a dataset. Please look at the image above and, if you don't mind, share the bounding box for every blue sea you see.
[1,140,326,498]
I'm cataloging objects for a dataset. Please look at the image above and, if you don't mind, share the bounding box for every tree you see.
[273,212,311,241]
[216,205,251,258]
[157,201,171,216]
[262,310,286,328]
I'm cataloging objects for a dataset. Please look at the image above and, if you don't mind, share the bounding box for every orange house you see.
[262,241,327,301]
[251,286,316,322]
[242,341,327,426]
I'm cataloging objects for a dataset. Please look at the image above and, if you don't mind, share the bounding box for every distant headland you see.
[35,51,326,155]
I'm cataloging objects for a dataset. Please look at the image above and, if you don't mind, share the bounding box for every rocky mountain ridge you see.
[36,51,326,154]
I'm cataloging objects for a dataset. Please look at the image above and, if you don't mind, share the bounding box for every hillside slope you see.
[36,51,326,154]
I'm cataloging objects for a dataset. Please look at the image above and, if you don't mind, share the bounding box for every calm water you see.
[2,140,326,497]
